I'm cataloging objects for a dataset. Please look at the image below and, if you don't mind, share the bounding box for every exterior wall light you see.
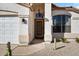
[22,18,27,24]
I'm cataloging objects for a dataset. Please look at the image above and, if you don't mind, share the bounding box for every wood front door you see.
[35,19,44,39]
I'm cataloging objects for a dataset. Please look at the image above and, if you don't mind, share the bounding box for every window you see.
[53,15,71,33]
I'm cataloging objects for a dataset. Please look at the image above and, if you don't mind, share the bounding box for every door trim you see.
[34,19,44,39]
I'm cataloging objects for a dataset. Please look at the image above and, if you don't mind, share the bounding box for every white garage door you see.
[0,16,19,44]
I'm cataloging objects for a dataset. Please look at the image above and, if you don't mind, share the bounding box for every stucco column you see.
[44,3,52,43]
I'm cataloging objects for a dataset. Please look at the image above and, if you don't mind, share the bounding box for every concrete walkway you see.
[12,40,79,56]
[1,40,79,56]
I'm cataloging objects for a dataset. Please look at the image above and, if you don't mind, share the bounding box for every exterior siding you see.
[44,3,52,42]
[28,10,34,43]
[70,11,79,33]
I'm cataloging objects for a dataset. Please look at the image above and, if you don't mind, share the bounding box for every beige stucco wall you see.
[0,3,29,15]
[19,17,29,45]
[70,11,79,33]
[28,10,34,43]
[44,3,52,42]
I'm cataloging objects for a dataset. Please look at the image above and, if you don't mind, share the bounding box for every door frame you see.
[34,19,44,39]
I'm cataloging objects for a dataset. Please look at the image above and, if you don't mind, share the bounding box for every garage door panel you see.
[0,17,19,44]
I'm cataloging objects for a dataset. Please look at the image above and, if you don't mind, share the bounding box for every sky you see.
[55,3,79,7]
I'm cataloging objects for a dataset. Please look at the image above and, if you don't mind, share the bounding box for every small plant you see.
[4,48,9,56]
[52,38,61,43]
[4,42,12,56]
[76,37,79,43]
[56,38,61,42]
[61,37,69,43]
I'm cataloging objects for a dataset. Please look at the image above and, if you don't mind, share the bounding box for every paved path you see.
[12,41,79,56]
[1,41,79,56]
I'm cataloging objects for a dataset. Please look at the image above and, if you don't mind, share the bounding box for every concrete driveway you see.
[1,40,79,56]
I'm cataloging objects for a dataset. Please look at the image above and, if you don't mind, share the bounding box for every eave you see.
[52,4,79,14]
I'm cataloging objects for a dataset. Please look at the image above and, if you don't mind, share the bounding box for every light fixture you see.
[22,18,27,24]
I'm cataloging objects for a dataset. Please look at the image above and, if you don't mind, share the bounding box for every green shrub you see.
[76,37,79,43]
[61,37,69,43]
[56,38,61,42]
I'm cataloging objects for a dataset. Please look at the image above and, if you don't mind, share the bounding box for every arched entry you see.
[34,3,45,39]
[30,3,45,44]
